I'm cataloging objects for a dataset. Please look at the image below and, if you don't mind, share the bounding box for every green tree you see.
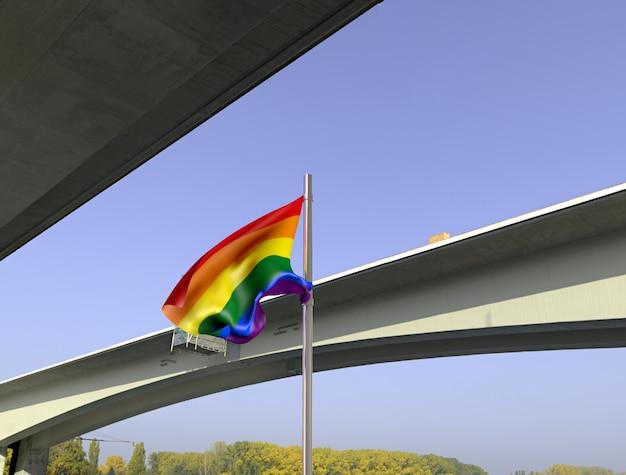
[539,466,626,475]
[543,465,582,475]
[204,441,229,475]
[100,455,126,475]
[127,443,146,475]
[147,452,160,475]
[47,439,90,475]
[88,440,100,475]
[3,448,12,475]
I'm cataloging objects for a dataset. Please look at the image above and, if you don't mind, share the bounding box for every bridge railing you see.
[170,328,227,355]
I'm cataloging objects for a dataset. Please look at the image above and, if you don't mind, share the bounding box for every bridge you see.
[0,0,381,261]
[2,184,626,473]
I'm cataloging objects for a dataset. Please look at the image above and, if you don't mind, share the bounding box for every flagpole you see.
[302,173,313,475]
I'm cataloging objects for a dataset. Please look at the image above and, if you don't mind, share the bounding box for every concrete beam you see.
[11,438,48,475]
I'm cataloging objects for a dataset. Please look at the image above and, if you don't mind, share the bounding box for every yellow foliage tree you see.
[99,455,126,475]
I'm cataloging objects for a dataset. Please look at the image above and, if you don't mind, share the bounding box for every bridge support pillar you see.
[0,446,7,474]
[12,438,48,475]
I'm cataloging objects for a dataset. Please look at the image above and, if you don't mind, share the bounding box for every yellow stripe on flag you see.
[177,237,294,331]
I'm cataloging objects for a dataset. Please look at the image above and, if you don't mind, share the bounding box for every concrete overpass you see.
[3,184,626,473]
[0,0,381,261]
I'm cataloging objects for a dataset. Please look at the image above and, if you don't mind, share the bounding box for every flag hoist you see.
[162,174,314,475]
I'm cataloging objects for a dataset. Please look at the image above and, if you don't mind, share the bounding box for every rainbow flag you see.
[162,197,312,344]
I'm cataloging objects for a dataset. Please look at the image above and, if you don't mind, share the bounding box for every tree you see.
[47,439,90,475]
[543,466,582,475]
[3,448,12,475]
[147,453,160,475]
[201,441,229,475]
[127,443,146,475]
[100,455,126,475]
[88,440,100,475]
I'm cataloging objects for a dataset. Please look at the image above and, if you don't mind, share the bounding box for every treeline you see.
[49,439,147,475]
[3,440,624,475]
[148,441,487,475]
[3,440,485,475]
[512,468,626,475]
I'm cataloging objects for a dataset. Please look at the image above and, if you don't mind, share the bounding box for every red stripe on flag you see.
[164,196,303,309]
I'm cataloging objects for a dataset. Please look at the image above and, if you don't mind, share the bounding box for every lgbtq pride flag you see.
[162,197,312,344]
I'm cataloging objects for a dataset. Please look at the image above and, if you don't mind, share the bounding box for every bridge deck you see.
[0,0,381,260]
[2,184,626,456]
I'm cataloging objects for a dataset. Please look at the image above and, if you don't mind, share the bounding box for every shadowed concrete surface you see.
[2,184,626,473]
[0,0,381,261]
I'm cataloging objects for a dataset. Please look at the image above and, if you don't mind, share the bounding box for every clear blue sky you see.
[2,1,626,473]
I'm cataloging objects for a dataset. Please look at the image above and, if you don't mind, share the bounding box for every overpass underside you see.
[0,0,381,261]
[2,186,626,473]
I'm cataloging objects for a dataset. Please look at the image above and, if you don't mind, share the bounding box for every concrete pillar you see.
[12,438,48,475]
[0,446,7,474]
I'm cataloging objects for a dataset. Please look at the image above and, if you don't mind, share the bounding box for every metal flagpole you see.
[302,173,313,475]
